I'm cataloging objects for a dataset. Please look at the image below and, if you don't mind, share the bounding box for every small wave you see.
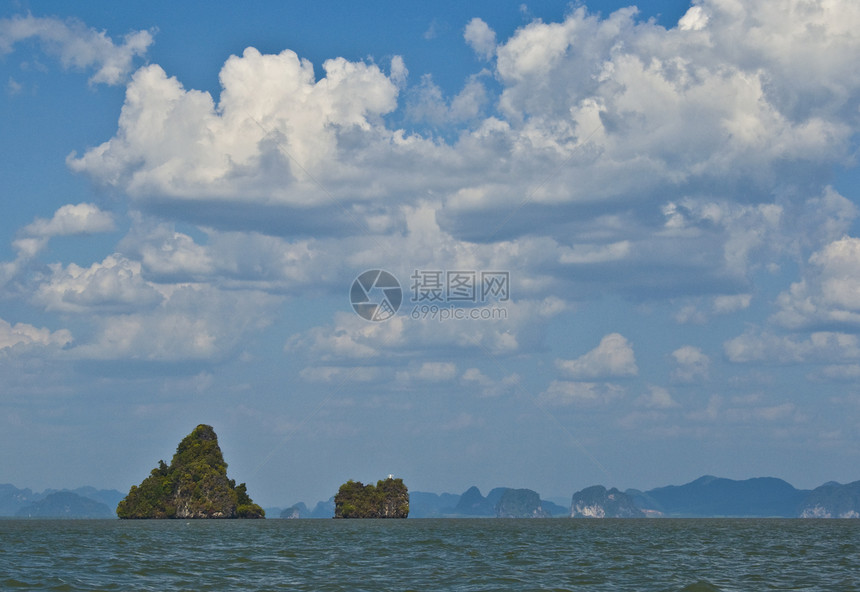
[679,581,721,592]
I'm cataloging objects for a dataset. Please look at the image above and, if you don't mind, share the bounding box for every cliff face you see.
[495,488,549,518]
[117,424,264,519]
[571,485,644,518]
[799,481,860,518]
[334,477,409,518]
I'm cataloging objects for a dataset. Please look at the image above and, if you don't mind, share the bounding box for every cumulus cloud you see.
[464,18,496,60]
[556,333,638,379]
[671,345,710,382]
[772,236,860,329]
[60,1,860,313]
[406,74,488,124]
[0,15,153,85]
[678,6,709,31]
[635,386,679,409]
[70,285,279,361]
[67,50,405,212]
[14,1,860,370]
[0,317,72,351]
[14,203,115,258]
[34,255,162,314]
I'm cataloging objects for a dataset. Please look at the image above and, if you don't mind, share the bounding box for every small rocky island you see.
[117,424,264,519]
[571,485,644,518]
[334,477,409,518]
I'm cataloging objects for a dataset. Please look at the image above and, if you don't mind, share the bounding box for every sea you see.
[1,518,857,591]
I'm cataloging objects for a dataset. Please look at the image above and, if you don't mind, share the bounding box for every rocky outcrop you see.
[281,502,310,519]
[495,488,549,518]
[454,486,496,516]
[571,485,644,518]
[117,424,264,519]
[799,481,860,518]
[334,477,409,518]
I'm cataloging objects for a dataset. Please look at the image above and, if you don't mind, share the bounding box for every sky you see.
[2,0,860,509]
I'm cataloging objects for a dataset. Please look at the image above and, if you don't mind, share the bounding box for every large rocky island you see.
[117,424,264,519]
[334,477,409,518]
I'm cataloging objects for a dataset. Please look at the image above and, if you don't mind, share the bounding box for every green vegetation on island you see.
[334,477,409,518]
[117,424,264,519]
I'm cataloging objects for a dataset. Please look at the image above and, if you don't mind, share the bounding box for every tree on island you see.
[334,477,409,518]
[117,424,264,519]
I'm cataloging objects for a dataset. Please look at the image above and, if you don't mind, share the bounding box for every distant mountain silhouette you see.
[408,491,460,518]
[0,484,124,517]
[15,491,114,518]
[629,476,808,517]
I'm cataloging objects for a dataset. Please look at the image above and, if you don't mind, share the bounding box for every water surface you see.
[1,518,857,591]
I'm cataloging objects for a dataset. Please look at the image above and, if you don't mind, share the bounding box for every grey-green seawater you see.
[1,518,857,591]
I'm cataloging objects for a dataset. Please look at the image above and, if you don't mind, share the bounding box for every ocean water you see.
[1,518,857,591]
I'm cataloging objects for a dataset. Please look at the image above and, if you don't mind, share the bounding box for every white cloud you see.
[13,1,860,372]
[461,367,519,398]
[21,203,115,237]
[671,345,710,382]
[68,49,403,208]
[407,74,488,125]
[464,18,496,60]
[34,254,162,314]
[713,294,752,314]
[6,76,22,95]
[70,285,278,361]
[556,333,638,379]
[14,203,115,257]
[771,236,860,330]
[0,317,72,351]
[538,380,625,407]
[678,6,709,32]
[0,15,153,85]
[724,330,860,364]
[635,386,679,409]
[59,1,860,311]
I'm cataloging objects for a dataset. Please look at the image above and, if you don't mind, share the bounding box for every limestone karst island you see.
[117,424,265,519]
[334,477,409,518]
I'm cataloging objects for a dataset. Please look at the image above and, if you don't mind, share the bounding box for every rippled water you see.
[1,518,858,591]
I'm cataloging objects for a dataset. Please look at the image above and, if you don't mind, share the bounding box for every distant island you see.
[334,477,409,518]
[4,463,860,520]
[571,486,644,518]
[274,477,860,520]
[14,491,115,519]
[579,476,860,518]
[117,424,264,519]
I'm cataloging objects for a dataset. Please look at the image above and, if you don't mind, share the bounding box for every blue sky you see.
[2,0,860,508]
